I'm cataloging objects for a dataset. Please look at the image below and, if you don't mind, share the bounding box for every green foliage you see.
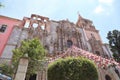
[107,30,120,62]
[0,2,4,8]
[12,38,45,64]
[48,57,98,80]
[12,38,46,80]
[0,63,13,77]
[113,53,120,62]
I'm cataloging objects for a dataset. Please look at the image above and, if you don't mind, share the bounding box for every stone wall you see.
[1,26,22,64]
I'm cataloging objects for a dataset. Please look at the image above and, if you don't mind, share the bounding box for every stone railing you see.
[0,58,11,64]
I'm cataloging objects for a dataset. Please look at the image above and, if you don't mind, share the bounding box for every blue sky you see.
[0,0,120,43]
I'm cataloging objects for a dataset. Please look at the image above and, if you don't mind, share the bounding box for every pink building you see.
[0,15,22,61]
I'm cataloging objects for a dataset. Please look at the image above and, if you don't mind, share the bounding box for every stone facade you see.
[0,14,119,80]
[0,14,113,58]
[19,14,112,58]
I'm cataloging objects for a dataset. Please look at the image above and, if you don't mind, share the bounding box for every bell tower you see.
[76,14,105,57]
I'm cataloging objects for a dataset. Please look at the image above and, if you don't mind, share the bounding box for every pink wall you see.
[0,16,22,56]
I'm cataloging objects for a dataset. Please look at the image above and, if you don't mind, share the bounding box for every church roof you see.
[48,46,120,69]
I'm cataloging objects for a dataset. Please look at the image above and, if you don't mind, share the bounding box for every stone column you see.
[36,70,42,80]
[97,68,106,80]
[36,61,48,80]
[108,67,120,80]
[14,57,29,80]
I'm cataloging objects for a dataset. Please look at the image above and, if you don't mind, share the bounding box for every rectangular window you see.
[0,24,7,33]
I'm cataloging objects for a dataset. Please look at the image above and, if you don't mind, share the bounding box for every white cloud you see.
[99,0,114,5]
[94,5,104,14]
[93,0,114,15]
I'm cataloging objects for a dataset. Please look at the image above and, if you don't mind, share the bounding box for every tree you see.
[107,30,120,62]
[0,2,4,8]
[12,38,46,80]
[48,57,98,80]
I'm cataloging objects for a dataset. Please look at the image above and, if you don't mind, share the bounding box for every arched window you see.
[27,74,36,80]
[95,51,100,56]
[41,25,45,30]
[67,40,73,48]
[105,75,111,80]
[33,23,38,29]
[24,21,30,28]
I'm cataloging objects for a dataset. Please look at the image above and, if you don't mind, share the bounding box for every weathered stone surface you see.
[1,14,119,80]
[1,45,15,58]
[14,57,28,80]
[20,29,28,41]
[0,58,11,64]
[7,26,22,45]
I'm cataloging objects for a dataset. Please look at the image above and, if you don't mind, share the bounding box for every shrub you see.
[48,57,98,80]
[0,63,13,77]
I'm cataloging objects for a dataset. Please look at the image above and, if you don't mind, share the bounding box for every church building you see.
[0,14,119,80]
